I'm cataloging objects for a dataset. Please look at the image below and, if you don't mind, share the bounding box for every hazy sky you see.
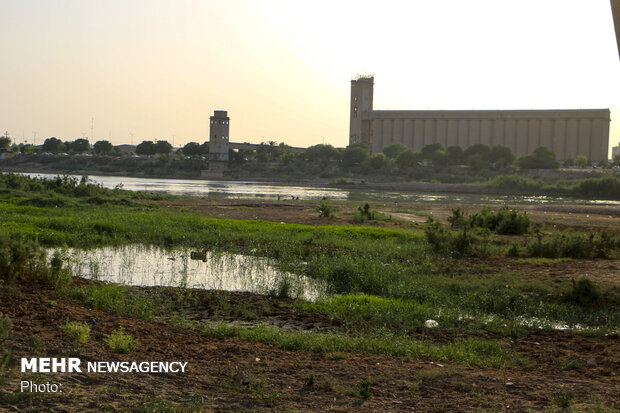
[1,0,619,155]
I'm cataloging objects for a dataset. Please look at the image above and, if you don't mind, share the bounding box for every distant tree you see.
[369,153,387,169]
[199,142,210,156]
[574,155,589,168]
[17,143,35,154]
[341,146,369,168]
[563,158,574,167]
[304,144,339,163]
[154,140,172,154]
[182,142,202,157]
[463,144,491,162]
[66,138,91,154]
[396,149,423,169]
[613,154,620,167]
[467,154,489,171]
[136,140,156,155]
[93,140,114,155]
[490,144,515,168]
[382,143,408,159]
[429,149,447,168]
[42,137,65,153]
[0,136,11,149]
[421,143,444,159]
[446,146,464,165]
[517,146,559,169]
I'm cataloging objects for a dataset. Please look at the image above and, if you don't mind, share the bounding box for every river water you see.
[22,172,620,205]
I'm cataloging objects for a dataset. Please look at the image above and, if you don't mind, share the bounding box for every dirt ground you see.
[1,282,618,412]
[154,198,620,233]
[1,199,619,412]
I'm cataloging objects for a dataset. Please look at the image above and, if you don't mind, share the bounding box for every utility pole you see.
[172,134,176,148]
[33,131,37,146]
[130,133,134,145]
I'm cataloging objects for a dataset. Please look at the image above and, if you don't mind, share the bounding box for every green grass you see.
[1,172,618,352]
[61,321,90,343]
[200,322,521,368]
[104,327,138,354]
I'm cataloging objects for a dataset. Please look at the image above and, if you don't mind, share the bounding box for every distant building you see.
[350,76,610,162]
[209,110,229,161]
[202,110,230,178]
[612,144,620,159]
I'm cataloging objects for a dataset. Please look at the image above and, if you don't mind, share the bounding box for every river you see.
[21,172,620,205]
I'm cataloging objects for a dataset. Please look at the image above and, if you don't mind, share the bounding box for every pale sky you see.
[1,0,619,156]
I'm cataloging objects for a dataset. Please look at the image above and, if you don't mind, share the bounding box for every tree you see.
[304,144,339,163]
[93,140,113,155]
[182,142,202,157]
[446,146,464,165]
[516,146,559,169]
[42,137,65,153]
[421,143,444,159]
[613,154,620,167]
[136,140,156,155]
[429,149,447,168]
[154,140,172,154]
[382,143,407,159]
[369,153,387,169]
[463,144,491,162]
[396,149,423,169]
[490,144,515,168]
[199,142,210,156]
[574,155,589,168]
[65,138,91,154]
[341,146,369,168]
[0,136,11,149]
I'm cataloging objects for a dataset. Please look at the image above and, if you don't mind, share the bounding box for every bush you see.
[527,231,618,259]
[316,201,335,219]
[61,321,90,344]
[0,314,12,340]
[565,278,602,307]
[424,219,476,257]
[449,207,530,235]
[356,203,376,222]
[570,175,620,200]
[0,233,54,285]
[104,327,138,354]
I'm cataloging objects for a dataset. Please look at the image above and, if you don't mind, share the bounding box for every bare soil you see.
[1,282,618,412]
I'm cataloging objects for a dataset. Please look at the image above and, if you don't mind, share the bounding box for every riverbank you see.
[0,173,618,411]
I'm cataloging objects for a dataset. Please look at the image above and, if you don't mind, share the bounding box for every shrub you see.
[565,278,602,307]
[448,207,530,235]
[447,208,467,229]
[0,233,51,284]
[61,321,90,344]
[0,314,12,340]
[104,327,138,353]
[316,201,335,219]
[469,207,530,235]
[356,203,376,222]
[527,231,619,259]
[424,219,476,257]
[358,378,372,399]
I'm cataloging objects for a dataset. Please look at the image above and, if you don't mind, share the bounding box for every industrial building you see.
[349,76,610,161]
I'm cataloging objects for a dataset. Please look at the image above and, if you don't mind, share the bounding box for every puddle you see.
[55,245,327,301]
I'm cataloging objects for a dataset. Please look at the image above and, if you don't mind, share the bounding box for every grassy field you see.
[0,173,618,411]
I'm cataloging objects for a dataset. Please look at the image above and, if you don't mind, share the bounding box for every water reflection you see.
[23,172,620,205]
[59,245,327,301]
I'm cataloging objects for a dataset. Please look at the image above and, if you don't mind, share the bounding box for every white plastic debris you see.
[424,319,439,328]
